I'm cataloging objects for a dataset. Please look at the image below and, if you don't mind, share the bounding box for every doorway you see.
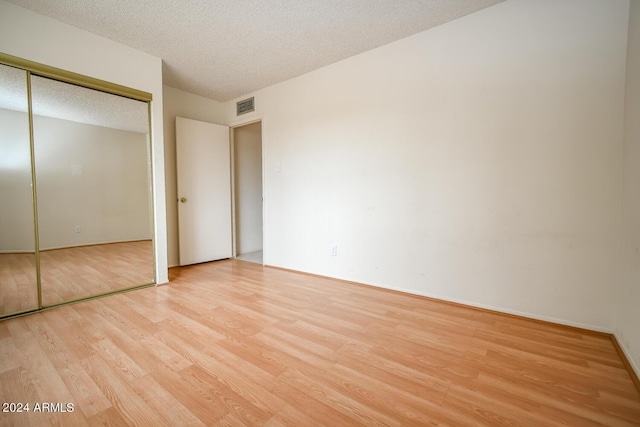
[232,121,263,264]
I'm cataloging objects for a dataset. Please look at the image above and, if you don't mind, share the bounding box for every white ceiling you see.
[7,0,505,102]
[0,63,149,133]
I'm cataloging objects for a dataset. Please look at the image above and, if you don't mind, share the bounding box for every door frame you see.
[229,116,264,264]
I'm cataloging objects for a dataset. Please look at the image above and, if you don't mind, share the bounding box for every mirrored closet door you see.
[0,54,155,318]
[31,75,155,306]
[0,63,38,316]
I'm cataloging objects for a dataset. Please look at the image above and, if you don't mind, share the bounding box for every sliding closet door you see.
[0,64,38,316]
[30,76,154,306]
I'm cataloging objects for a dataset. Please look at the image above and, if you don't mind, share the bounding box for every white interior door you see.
[176,117,231,266]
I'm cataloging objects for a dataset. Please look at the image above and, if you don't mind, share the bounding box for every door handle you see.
[180,197,187,203]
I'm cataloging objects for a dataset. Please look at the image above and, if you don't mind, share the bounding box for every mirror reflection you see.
[0,64,38,316]
[30,76,154,306]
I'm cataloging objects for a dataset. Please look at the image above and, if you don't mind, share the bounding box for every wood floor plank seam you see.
[264,263,612,338]
[0,259,638,426]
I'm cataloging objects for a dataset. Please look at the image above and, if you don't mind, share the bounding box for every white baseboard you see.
[265,263,613,334]
[40,238,152,251]
[383,284,613,334]
[614,333,640,380]
[1,239,152,254]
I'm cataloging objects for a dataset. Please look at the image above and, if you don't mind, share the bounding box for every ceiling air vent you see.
[236,97,255,116]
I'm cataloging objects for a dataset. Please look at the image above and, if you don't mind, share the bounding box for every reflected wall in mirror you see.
[0,63,38,316]
[30,76,154,306]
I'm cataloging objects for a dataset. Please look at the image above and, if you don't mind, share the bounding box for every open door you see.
[233,121,263,264]
[176,117,231,266]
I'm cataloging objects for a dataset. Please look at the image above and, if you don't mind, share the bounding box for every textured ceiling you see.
[7,0,505,102]
[0,63,149,133]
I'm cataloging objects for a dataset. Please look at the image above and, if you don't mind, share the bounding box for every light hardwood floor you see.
[39,240,154,306]
[0,241,154,316]
[0,253,38,315]
[0,259,639,426]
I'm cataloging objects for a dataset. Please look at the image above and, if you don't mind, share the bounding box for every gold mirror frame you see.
[0,52,156,319]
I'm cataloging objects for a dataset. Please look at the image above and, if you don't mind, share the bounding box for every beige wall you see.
[234,122,263,255]
[616,0,640,377]
[225,0,629,331]
[162,85,225,267]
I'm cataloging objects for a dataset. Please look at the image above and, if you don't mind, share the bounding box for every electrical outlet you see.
[331,245,338,256]
[75,226,81,233]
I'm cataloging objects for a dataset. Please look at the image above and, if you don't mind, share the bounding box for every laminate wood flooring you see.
[0,241,154,316]
[39,240,154,306]
[0,259,638,426]
[0,253,38,315]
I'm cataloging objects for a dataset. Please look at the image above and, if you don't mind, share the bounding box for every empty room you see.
[0,0,639,425]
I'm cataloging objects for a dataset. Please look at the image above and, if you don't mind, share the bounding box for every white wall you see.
[0,107,34,252]
[162,85,225,267]
[0,110,151,251]
[615,0,640,377]
[225,0,629,331]
[234,122,263,255]
[33,115,151,250]
[0,0,168,283]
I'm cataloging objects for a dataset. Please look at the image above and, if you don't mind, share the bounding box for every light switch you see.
[275,161,281,172]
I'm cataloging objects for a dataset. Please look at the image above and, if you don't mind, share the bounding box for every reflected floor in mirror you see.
[40,240,154,306]
[0,253,38,315]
